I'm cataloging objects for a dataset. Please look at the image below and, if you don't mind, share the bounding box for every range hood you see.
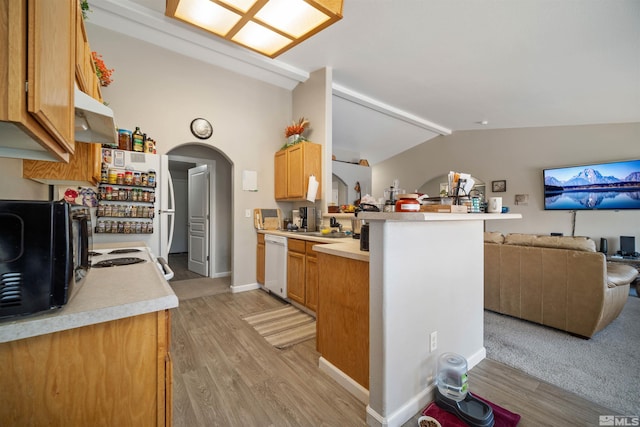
[74,85,117,145]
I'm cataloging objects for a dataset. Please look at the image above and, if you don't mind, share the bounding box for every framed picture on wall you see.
[492,180,507,192]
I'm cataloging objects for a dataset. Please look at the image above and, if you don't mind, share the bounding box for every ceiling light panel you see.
[166,0,343,57]
[255,0,330,38]
[175,0,241,36]
[232,21,292,56]
[218,0,258,13]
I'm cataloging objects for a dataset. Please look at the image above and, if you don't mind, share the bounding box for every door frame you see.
[168,154,216,278]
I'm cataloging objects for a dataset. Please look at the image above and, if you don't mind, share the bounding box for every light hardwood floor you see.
[171,289,618,427]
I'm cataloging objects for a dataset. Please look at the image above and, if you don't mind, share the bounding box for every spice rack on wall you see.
[95,182,155,234]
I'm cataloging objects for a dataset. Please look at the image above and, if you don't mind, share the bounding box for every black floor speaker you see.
[600,238,608,254]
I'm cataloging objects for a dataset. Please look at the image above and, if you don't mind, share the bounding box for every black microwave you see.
[0,200,92,320]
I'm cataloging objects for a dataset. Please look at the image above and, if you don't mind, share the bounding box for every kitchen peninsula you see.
[359,212,520,427]
[0,242,178,427]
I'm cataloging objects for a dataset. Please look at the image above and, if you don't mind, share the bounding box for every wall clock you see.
[190,118,213,140]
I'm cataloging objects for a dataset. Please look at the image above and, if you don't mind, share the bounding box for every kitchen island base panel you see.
[0,310,172,427]
[317,253,369,390]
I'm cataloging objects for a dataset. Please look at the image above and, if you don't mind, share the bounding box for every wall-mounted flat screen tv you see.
[544,159,640,210]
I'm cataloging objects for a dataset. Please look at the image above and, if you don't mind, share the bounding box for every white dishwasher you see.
[264,234,287,299]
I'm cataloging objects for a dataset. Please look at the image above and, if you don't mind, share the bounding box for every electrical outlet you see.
[430,331,437,352]
[245,209,251,218]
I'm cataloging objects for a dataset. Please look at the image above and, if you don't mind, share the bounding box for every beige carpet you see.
[242,305,316,349]
[169,277,230,301]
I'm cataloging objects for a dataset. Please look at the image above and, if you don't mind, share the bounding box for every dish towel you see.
[422,394,521,427]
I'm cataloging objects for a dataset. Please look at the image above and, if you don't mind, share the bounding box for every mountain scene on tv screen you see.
[544,162,640,210]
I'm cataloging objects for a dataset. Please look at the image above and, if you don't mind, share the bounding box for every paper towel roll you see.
[306,175,319,202]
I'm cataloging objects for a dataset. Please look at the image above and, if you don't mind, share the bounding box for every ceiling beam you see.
[332,84,452,135]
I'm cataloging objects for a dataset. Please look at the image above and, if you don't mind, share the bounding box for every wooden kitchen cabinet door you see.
[74,0,103,102]
[305,241,322,312]
[287,143,305,198]
[256,234,265,284]
[287,239,306,304]
[274,149,288,200]
[0,0,72,161]
[27,0,75,153]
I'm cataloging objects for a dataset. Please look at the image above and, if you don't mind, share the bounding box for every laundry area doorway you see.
[166,144,233,280]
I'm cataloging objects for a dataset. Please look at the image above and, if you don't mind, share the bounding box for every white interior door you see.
[188,165,209,276]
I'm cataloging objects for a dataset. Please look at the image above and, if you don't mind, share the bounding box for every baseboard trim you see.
[467,346,486,370]
[213,271,231,279]
[318,357,369,404]
[230,282,260,293]
[366,384,435,427]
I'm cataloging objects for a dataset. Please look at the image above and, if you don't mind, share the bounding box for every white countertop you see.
[313,239,370,262]
[0,242,178,344]
[258,229,370,261]
[358,212,522,221]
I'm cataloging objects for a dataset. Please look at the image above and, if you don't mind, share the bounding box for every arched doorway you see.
[166,143,232,280]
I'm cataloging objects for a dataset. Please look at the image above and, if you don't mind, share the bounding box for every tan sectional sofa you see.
[484,232,638,338]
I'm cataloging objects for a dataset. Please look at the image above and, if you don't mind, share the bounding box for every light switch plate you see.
[245,209,251,218]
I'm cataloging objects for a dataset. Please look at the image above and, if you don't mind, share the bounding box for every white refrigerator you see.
[93,150,175,261]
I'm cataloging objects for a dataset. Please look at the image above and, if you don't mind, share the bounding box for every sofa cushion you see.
[484,231,504,244]
[504,233,596,252]
[606,262,639,288]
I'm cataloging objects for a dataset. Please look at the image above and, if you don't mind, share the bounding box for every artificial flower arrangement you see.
[92,52,114,87]
[283,117,309,148]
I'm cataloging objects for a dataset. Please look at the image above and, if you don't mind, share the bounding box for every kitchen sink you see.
[307,231,351,239]
[285,230,351,238]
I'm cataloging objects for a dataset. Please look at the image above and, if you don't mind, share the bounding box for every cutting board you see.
[254,208,282,230]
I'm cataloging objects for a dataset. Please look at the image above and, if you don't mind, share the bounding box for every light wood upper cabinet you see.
[0,0,75,162]
[274,141,322,201]
[23,140,101,186]
[22,0,104,185]
[75,0,102,101]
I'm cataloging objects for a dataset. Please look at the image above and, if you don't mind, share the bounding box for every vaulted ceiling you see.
[91,0,640,164]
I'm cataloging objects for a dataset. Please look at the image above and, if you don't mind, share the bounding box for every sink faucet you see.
[330,216,342,231]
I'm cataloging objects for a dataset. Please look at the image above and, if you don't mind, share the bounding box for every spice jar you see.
[108,168,118,184]
[118,129,132,151]
[395,194,421,212]
[147,169,156,187]
[124,169,133,185]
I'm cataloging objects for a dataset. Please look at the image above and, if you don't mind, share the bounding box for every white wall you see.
[85,24,291,287]
[373,123,640,253]
[290,68,332,218]
[0,158,49,200]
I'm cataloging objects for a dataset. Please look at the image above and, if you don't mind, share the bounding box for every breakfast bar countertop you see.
[0,242,178,344]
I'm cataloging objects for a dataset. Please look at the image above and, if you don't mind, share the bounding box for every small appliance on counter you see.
[0,200,92,320]
[435,352,494,427]
[299,206,316,232]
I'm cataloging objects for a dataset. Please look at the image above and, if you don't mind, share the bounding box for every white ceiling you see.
[91,0,640,164]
